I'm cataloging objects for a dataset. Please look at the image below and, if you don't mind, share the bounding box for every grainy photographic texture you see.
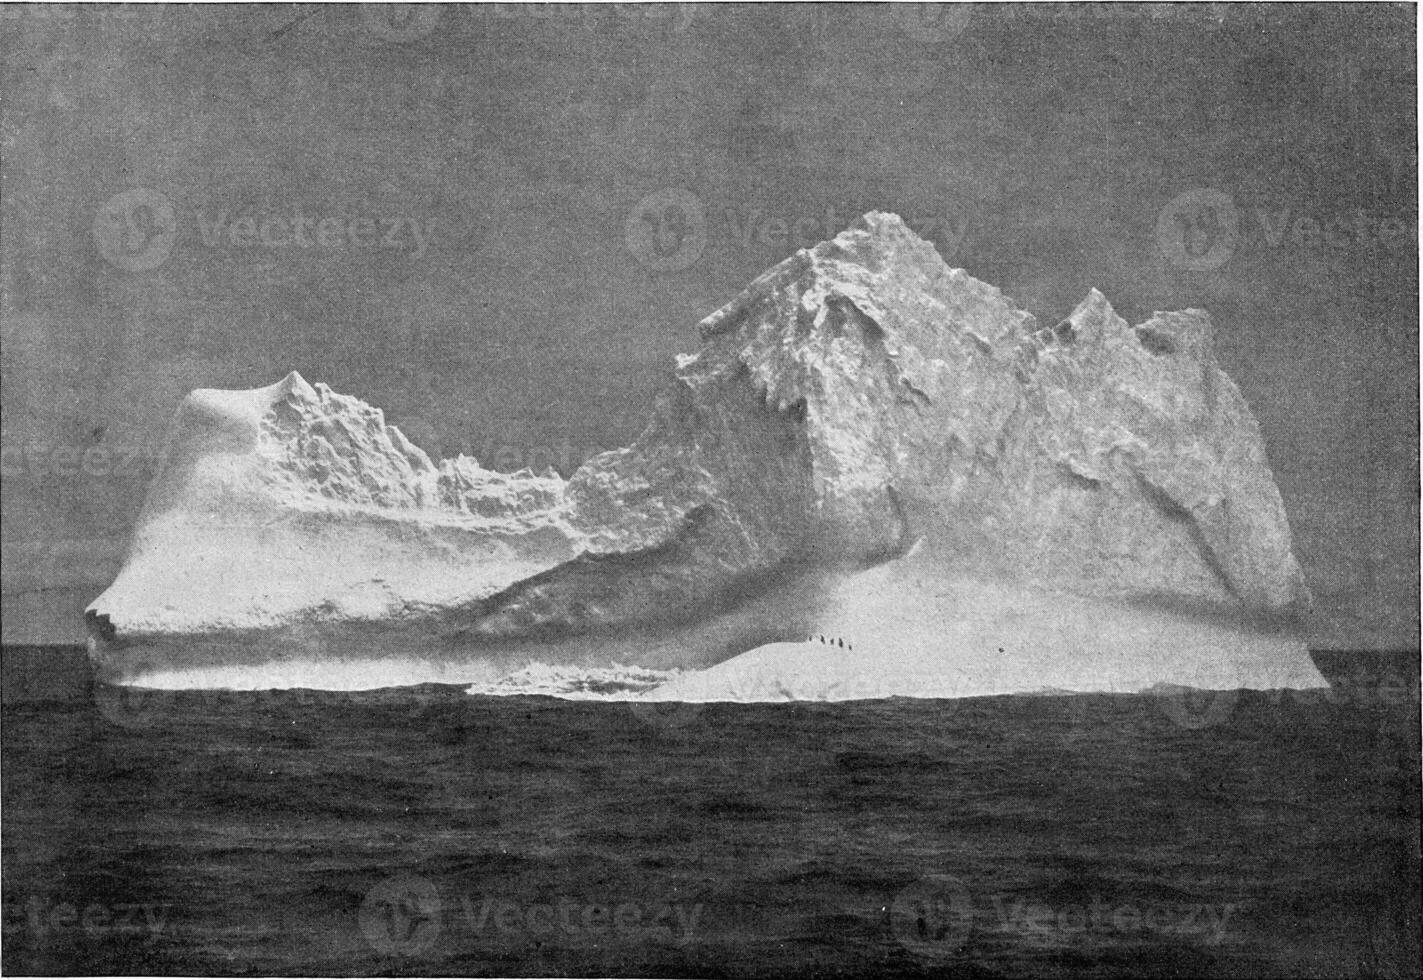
[1,3,1419,978]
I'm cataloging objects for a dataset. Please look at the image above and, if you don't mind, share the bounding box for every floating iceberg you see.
[86,212,1325,697]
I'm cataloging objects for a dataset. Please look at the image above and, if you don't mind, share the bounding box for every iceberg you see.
[86,212,1326,697]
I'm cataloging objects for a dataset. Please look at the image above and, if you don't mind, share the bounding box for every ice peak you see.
[256,370,318,408]
[279,370,316,398]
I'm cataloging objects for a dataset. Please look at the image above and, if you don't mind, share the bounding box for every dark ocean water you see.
[2,648,1419,978]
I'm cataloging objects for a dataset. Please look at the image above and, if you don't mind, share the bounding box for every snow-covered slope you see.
[86,372,580,653]
[86,212,1323,693]
[638,548,1323,703]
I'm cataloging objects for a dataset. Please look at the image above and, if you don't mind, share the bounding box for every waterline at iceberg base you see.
[85,212,1326,700]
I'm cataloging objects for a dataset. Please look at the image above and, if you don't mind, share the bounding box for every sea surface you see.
[2,647,1419,978]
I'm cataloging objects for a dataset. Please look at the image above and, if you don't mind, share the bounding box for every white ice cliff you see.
[86,212,1326,696]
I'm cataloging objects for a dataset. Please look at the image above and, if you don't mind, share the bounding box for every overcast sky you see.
[1,3,1416,648]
